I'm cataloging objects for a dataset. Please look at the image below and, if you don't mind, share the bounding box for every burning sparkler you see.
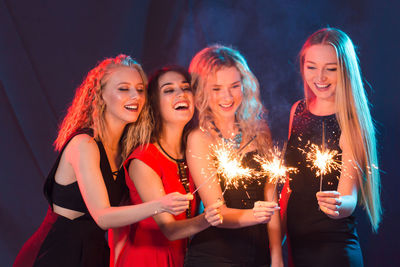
[299,122,341,191]
[254,142,297,201]
[210,141,252,189]
[191,138,255,195]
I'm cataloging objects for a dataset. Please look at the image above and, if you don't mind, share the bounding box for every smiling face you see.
[158,71,194,126]
[206,66,243,122]
[303,44,338,102]
[102,66,145,125]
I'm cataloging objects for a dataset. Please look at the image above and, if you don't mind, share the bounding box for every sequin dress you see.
[285,100,363,267]
[184,151,270,267]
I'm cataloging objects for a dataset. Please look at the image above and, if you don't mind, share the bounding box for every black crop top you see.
[43,129,128,215]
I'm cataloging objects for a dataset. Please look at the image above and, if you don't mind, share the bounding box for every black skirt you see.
[14,208,109,267]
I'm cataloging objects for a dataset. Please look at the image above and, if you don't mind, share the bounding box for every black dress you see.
[184,151,271,267]
[285,100,363,267]
[14,129,128,267]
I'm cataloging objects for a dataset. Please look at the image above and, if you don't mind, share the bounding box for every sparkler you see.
[192,137,256,195]
[254,142,297,201]
[237,135,257,154]
[210,141,252,190]
[299,122,341,191]
[191,169,216,195]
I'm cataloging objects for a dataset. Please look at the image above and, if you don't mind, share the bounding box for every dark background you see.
[1,0,399,266]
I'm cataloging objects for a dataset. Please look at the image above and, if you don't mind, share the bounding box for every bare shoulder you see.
[187,128,213,145]
[65,133,100,160]
[129,158,159,179]
[187,128,214,158]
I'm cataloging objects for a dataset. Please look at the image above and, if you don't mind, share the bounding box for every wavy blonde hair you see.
[189,45,271,155]
[299,28,382,231]
[54,54,152,162]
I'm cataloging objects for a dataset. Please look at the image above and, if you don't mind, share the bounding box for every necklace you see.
[157,140,185,163]
[210,121,242,149]
[157,140,192,218]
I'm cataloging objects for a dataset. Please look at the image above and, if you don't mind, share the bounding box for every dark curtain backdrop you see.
[1,0,399,266]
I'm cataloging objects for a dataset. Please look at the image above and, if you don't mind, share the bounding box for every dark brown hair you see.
[147,66,197,149]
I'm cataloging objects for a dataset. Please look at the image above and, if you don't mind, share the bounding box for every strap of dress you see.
[96,140,116,193]
[43,128,93,207]
[294,99,306,116]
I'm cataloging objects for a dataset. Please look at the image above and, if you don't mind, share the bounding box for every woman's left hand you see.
[316,191,342,218]
[204,200,224,226]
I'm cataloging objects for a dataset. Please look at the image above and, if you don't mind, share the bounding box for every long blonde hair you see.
[54,54,152,162]
[189,45,271,154]
[299,28,382,231]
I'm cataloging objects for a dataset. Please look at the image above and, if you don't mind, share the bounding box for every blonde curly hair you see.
[54,54,152,162]
[189,45,271,155]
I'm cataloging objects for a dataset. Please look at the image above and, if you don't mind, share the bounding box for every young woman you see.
[14,55,192,267]
[184,45,283,267]
[281,28,382,266]
[116,66,222,267]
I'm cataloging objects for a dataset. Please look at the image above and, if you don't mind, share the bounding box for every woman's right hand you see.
[253,201,280,223]
[204,200,224,226]
[159,192,193,216]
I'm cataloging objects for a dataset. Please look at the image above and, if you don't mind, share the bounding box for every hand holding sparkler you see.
[253,201,280,223]
[316,191,342,217]
[159,192,193,216]
[204,199,224,226]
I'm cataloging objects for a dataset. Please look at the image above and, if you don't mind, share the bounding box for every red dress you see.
[116,144,198,267]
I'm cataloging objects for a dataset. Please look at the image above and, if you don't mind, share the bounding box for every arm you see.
[316,134,359,219]
[68,135,191,230]
[266,181,283,267]
[186,129,278,229]
[129,158,222,241]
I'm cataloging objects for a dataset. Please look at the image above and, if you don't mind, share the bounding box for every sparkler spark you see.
[306,143,341,177]
[254,143,297,200]
[210,141,252,189]
[298,122,341,191]
[190,137,256,195]
[254,148,296,185]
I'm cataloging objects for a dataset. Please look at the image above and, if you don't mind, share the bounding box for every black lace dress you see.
[184,151,271,267]
[285,100,363,267]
